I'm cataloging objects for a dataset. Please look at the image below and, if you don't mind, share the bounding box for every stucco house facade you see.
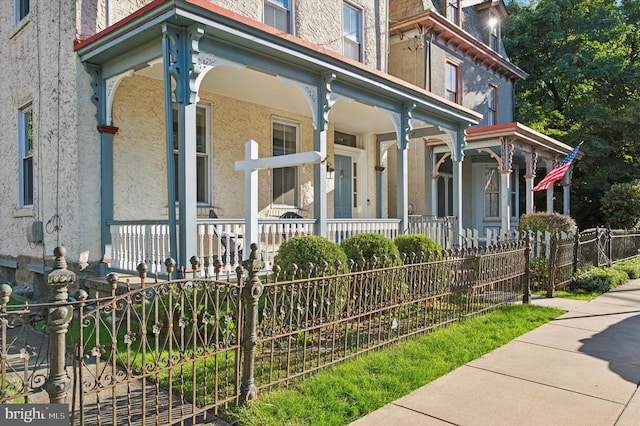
[0,0,578,289]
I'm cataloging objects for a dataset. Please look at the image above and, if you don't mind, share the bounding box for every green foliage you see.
[517,212,577,234]
[530,257,549,290]
[340,233,399,262]
[221,305,563,426]
[574,267,627,293]
[600,181,640,229]
[274,236,348,273]
[612,258,640,279]
[503,0,640,229]
[394,234,443,258]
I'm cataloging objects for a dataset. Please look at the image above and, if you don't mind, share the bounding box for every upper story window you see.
[343,2,363,62]
[18,104,34,207]
[447,0,460,26]
[487,83,497,126]
[264,0,295,34]
[272,119,300,207]
[488,12,500,51]
[16,0,30,23]
[445,61,460,104]
[173,104,212,204]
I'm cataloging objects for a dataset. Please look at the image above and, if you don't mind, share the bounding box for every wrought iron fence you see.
[576,228,640,269]
[1,241,531,425]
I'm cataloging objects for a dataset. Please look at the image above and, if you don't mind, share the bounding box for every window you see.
[445,61,459,103]
[264,0,295,34]
[272,119,299,206]
[343,2,362,62]
[18,104,33,207]
[447,0,460,25]
[488,12,500,51]
[487,84,497,125]
[484,166,499,218]
[173,104,211,204]
[334,131,357,148]
[16,0,29,22]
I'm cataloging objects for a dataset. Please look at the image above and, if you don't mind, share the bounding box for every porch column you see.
[544,159,554,213]
[524,151,538,214]
[562,164,573,215]
[451,127,465,246]
[427,145,438,216]
[396,103,414,234]
[97,125,118,276]
[162,24,203,267]
[314,73,335,237]
[177,103,198,267]
[500,170,511,234]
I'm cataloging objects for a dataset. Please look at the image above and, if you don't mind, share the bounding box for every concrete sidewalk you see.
[351,279,640,426]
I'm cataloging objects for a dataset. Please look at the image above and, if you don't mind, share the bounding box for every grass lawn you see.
[221,304,563,426]
[532,289,601,301]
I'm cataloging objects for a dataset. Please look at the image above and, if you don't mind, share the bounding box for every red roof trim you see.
[73,0,481,120]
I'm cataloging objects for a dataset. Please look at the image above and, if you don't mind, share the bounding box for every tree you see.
[600,180,640,229]
[503,0,640,228]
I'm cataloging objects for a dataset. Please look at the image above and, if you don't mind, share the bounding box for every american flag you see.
[532,143,582,192]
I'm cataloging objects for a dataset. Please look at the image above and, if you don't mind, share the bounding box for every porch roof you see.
[465,122,585,160]
[74,0,481,128]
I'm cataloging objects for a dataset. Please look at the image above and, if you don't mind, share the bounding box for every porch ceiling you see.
[135,63,397,134]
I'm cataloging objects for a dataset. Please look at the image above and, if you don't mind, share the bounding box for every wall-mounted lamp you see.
[374,165,385,172]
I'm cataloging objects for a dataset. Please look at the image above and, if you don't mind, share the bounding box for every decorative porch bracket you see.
[235,140,322,251]
[523,151,538,214]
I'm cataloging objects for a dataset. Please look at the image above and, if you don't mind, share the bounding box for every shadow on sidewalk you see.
[578,312,640,383]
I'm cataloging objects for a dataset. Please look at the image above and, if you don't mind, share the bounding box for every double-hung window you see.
[488,11,500,51]
[447,0,460,26]
[484,166,499,218]
[16,0,29,23]
[445,61,460,104]
[272,119,299,207]
[264,0,295,34]
[18,104,33,207]
[343,2,363,62]
[173,104,211,204]
[487,83,497,126]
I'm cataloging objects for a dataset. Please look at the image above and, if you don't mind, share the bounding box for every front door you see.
[334,154,352,218]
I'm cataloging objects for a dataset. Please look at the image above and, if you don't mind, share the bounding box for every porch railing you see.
[107,216,454,275]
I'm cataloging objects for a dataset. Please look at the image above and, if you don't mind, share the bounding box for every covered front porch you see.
[75,0,480,275]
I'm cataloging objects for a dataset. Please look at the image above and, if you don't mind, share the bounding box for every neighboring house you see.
[0,0,577,290]
[387,0,581,240]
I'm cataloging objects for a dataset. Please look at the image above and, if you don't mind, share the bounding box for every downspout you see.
[105,0,110,27]
[425,31,434,91]
[375,0,381,70]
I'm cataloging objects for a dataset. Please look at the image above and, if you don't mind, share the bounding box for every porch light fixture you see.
[374,165,385,172]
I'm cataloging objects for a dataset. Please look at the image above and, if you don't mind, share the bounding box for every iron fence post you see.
[595,227,601,268]
[523,236,531,304]
[44,246,76,403]
[607,227,613,267]
[240,243,264,402]
[1,283,12,400]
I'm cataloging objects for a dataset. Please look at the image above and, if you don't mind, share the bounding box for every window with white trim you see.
[445,61,460,103]
[173,104,211,204]
[18,104,33,207]
[343,2,363,62]
[16,0,29,23]
[272,119,299,207]
[264,0,295,34]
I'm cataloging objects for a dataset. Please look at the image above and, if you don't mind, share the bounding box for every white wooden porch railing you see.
[107,216,456,275]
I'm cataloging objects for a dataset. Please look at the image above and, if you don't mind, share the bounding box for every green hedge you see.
[394,234,442,260]
[274,236,348,275]
[340,233,399,264]
[574,267,627,293]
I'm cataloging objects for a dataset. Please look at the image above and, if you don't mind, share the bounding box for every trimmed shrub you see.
[340,233,399,263]
[575,267,627,293]
[517,212,577,235]
[274,236,347,274]
[394,234,442,259]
